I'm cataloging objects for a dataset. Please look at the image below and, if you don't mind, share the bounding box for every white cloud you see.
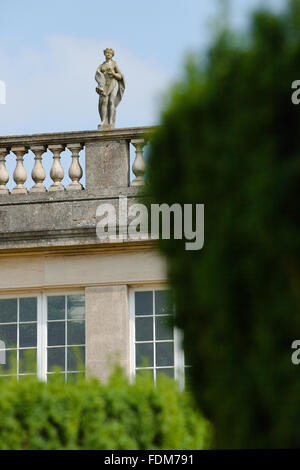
[0,35,172,136]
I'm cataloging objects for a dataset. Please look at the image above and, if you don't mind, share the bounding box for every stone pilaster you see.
[85,285,130,382]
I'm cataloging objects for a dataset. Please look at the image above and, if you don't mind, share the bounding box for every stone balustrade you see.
[0,127,152,195]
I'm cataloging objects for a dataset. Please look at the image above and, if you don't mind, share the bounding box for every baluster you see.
[11,146,28,194]
[49,144,65,191]
[30,145,46,193]
[66,143,83,191]
[0,148,9,194]
[131,139,146,186]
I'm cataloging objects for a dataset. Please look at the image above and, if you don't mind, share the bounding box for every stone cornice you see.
[0,238,158,257]
[0,126,156,148]
[0,186,144,206]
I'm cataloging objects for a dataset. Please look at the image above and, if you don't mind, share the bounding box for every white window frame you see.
[0,290,85,381]
[129,286,186,389]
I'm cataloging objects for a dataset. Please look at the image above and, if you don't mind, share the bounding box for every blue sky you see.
[0,0,286,136]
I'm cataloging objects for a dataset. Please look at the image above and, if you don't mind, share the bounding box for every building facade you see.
[0,127,185,385]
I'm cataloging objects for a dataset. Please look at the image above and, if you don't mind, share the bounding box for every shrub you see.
[0,368,210,450]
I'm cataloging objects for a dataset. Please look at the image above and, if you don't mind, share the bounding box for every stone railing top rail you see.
[0,126,156,147]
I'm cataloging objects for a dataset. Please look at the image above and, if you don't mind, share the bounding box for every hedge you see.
[0,368,210,450]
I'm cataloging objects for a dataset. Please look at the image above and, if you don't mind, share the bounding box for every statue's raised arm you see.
[95,48,125,129]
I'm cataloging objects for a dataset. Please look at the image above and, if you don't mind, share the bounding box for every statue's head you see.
[104,48,114,59]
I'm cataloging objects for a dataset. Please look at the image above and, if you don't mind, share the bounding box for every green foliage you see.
[147,0,300,448]
[0,368,210,450]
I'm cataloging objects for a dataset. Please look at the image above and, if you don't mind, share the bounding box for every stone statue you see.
[95,48,125,129]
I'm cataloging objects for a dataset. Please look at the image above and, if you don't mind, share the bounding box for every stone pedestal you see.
[85,139,130,190]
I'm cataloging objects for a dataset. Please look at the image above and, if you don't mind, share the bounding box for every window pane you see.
[67,321,85,345]
[0,349,17,374]
[48,322,65,346]
[67,346,85,371]
[183,347,192,367]
[135,369,154,381]
[67,295,85,321]
[19,298,37,322]
[155,290,171,315]
[19,324,37,348]
[47,296,65,320]
[156,342,174,367]
[157,368,174,379]
[0,375,15,383]
[0,299,17,324]
[0,324,17,348]
[184,367,192,388]
[135,291,153,316]
[155,316,173,340]
[135,317,153,341]
[19,349,37,373]
[48,347,65,371]
[47,372,65,383]
[136,343,153,367]
[67,372,85,383]
[19,375,35,382]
